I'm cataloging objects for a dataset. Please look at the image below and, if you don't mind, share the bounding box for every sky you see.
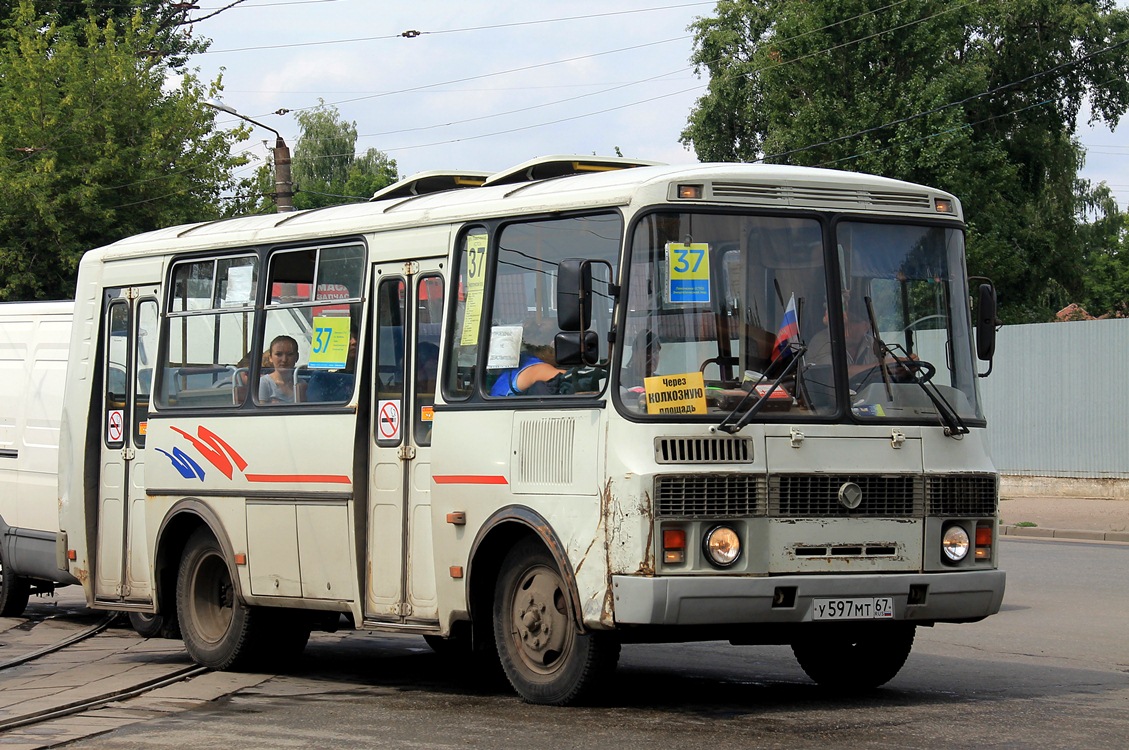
[186,0,1129,207]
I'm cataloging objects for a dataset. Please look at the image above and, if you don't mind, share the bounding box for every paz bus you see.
[56,155,1004,705]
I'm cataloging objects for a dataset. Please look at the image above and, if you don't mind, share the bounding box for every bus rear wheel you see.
[791,623,916,690]
[492,538,619,705]
[177,528,257,670]
[0,548,31,617]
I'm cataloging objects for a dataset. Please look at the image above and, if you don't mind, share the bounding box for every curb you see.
[1000,525,1129,544]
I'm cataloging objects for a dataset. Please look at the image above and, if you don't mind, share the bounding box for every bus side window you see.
[158,255,258,409]
[133,299,158,445]
[414,274,444,445]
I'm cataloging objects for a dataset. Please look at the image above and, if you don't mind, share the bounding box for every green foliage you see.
[254,101,398,212]
[682,0,1129,323]
[0,2,250,301]
[0,1,204,64]
[1077,183,1129,317]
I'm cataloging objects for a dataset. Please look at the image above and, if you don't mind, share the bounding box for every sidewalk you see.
[998,495,1129,543]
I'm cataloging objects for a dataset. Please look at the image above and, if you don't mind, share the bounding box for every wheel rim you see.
[506,563,573,676]
[190,550,235,645]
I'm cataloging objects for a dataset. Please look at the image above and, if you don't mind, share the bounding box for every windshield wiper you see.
[881,342,969,437]
[860,297,967,437]
[714,344,806,434]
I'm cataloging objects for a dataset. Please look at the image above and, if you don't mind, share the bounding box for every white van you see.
[0,300,79,615]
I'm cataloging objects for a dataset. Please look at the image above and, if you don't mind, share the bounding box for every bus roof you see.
[89,157,962,262]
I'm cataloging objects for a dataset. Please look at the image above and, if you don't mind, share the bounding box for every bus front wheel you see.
[791,623,916,690]
[177,528,257,670]
[492,538,620,705]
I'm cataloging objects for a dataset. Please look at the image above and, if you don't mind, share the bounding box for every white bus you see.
[57,156,1004,704]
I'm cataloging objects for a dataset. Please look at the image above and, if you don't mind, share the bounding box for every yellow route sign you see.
[644,371,707,415]
[666,242,711,304]
[310,316,350,369]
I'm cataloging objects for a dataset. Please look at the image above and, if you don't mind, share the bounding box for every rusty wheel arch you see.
[466,505,587,636]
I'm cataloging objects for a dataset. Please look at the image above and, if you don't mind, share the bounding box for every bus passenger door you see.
[365,262,445,624]
[94,288,159,605]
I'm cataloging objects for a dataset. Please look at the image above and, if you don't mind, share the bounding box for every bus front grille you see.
[769,474,922,517]
[653,473,997,519]
[655,474,763,517]
[926,474,998,516]
[654,436,754,464]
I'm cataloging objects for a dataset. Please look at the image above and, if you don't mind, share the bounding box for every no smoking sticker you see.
[107,409,124,443]
[378,400,401,441]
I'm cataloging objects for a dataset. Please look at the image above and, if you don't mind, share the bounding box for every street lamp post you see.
[206,101,294,213]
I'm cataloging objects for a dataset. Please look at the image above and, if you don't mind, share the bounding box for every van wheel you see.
[177,528,257,670]
[493,538,620,705]
[0,548,30,617]
[128,611,181,639]
[792,623,916,689]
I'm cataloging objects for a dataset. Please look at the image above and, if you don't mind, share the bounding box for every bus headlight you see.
[703,526,741,567]
[942,524,971,562]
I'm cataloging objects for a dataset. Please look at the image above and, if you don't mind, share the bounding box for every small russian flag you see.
[771,294,800,362]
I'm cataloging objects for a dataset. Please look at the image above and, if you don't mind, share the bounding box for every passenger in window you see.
[259,335,301,404]
[415,341,440,394]
[490,318,564,396]
[307,325,358,402]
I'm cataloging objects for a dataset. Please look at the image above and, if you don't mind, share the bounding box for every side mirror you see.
[557,258,592,332]
[555,331,599,366]
[976,283,997,362]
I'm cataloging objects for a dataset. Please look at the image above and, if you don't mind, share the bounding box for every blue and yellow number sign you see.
[310,316,350,369]
[666,242,711,304]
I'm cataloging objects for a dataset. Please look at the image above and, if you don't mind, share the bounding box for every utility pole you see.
[206,100,294,212]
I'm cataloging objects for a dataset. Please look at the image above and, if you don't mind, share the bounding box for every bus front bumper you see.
[611,569,1005,626]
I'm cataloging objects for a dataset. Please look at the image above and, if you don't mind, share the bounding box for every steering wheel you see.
[560,363,609,393]
[903,314,947,334]
[848,358,936,390]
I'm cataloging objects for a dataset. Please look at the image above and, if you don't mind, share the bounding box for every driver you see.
[807,293,875,372]
[808,292,918,385]
[490,318,565,396]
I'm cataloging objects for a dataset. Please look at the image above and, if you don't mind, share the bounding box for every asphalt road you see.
[31,538,1129,749]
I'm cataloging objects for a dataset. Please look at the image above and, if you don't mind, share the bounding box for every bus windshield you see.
[617,211,983,425]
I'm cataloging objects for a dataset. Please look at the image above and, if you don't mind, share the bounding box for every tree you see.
[253,102,398,212]
[1077,182,1129,317]
[0,2,252,301]
[0,1,206,63]
[682,0,1129,323]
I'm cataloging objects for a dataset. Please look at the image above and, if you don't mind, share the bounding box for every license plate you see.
[812,597,895,621]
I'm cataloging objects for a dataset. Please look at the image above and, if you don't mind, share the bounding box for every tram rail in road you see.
[0,613,117,671]
[0,594,269,747]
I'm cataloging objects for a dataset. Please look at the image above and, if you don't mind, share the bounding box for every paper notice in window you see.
[222,265,254,307]
[487,326,523,369]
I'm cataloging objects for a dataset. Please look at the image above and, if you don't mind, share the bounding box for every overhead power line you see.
[197,2,715,54]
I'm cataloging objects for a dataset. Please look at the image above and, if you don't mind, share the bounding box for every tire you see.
[492,538,620,705]
[254,610,311,671]
[128,611,181,639]
[423,633,471,657]
[176,528,258,670]
[791,623,916,690]
[0,547,31,617]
